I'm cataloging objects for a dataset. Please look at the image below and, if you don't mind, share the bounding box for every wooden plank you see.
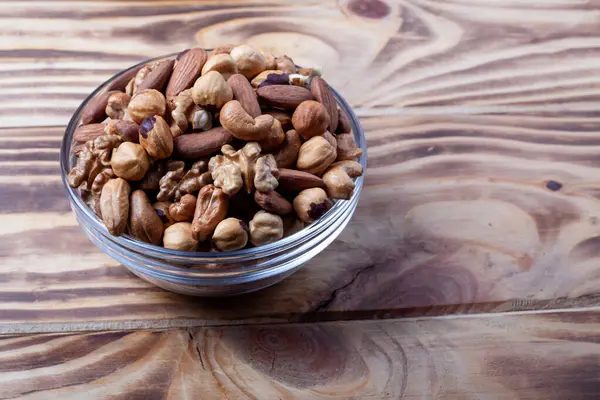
[2,110,600,332]
[0,0,597,126]
[0,310,598,399]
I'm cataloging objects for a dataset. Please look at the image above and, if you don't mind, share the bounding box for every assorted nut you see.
[68,45,363,253]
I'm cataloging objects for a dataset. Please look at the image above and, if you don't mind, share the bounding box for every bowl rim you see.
[60,51,367,265]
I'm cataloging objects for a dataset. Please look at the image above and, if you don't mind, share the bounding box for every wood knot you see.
[346,0,390,19]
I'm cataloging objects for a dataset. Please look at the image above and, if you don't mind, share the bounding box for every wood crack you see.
[187,329,206,371]
[310,264,376,313]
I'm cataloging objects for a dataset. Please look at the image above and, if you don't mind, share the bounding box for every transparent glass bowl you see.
[60,53,367,296]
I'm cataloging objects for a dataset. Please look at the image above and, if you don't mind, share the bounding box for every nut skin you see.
[275,55,297,75]
[249,210,283,246]
[272,129,301,168]
[100,178,131,236]
[212,218,248,251]
[128,89,166,124]
[292,187,331,223]
[336,133,362,161]
[254,190,292,215]
[192,184,229,242]
[322,160,363,200]
[139,115,174,159]
[111,142,150,181]
[163,222,198,251]
[129,190,165,245]
[201,53,237,80]
[230,44,266,79]
[191,71,233,108]
[105,92,131,120]
[296,136,337,176]
[258,119,286,153]
[169,194,197,222]
[292,100,330,140]
[220,100,273,141]
[254,154,279,193]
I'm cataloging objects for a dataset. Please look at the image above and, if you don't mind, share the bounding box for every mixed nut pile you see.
[68,44,363,252]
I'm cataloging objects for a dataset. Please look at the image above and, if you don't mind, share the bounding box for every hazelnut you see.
[258,118,286,152]
[169,194,197,222]
[212,218,248,251]
[293,187,331,223]
[322,160,363,200]
[249,210,283,246]
[262,52,277,70]
[275,55,297,75]
[111,142,150,181]
[139,115,174,159]
[250,70,284,88]
[105,92,131,120]
[292,100,330,140]
[127,89,166,124]
[201,53,237,80]
[163,222,198,251]
[296,136,337,176]
[230,44,266,79]
[192,71,233,108]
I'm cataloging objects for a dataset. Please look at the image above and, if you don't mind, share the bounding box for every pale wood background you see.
[0,0,599,398]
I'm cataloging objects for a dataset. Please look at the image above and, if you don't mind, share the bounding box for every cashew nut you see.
[220,100,274,141]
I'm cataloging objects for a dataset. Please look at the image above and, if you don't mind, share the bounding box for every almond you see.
[310,77,338,133]
[256,85,313,110]
[337,108,352,134]
[165,48,208,99]
[228,74,261,118]
[137,59,175,92]
[173,127,233,159]
[277,168,325,191]
[254,190,293,215]
[74,123,106,143]
[80,90,119,126]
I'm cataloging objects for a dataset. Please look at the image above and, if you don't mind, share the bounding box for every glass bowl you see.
[60,53,367,297]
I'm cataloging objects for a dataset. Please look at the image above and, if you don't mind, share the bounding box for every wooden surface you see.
[0,309,598,399]
[1,0,600,397]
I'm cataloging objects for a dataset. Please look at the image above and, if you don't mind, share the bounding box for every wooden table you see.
[1,0,599,398]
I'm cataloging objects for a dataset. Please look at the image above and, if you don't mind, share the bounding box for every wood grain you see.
[3,110,600,331]
[0,0,597,126]
[0,310,598,399]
